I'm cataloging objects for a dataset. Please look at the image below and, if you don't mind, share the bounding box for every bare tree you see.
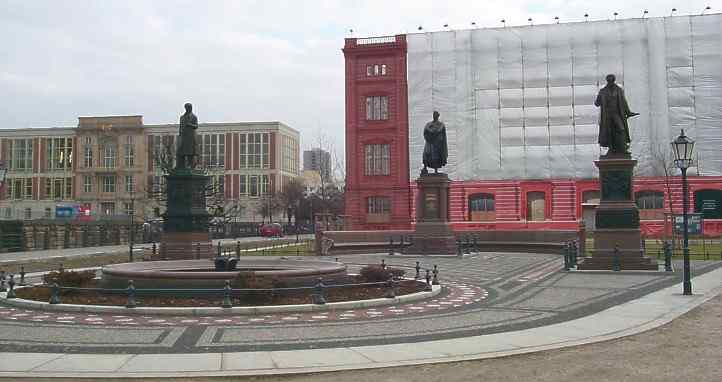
[278,177,305,224]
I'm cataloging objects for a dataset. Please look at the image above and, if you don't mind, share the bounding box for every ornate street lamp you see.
[671,129,695,295]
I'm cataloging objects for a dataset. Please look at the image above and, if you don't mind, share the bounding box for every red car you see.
[260,223,283,237]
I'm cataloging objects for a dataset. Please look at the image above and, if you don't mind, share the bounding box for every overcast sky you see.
[1,0,719,157]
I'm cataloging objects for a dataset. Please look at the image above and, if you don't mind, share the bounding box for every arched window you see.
[527,192,546,221]
[468,193,495,221]
[635,191,664,209]
[635,190,664,220]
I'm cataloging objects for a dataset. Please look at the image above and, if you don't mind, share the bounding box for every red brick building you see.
[343,19,722,238]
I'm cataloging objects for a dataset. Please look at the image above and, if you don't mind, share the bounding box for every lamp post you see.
[671,129,695,295]
[128,188,135,263]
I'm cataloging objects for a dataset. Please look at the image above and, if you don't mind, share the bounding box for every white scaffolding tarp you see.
[407,14,722,180]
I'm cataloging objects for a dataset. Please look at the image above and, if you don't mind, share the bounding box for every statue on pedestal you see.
[595,74,639,156]
[422,111,448,174]
[177,103,199,169]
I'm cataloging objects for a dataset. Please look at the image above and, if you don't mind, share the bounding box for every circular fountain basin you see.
[101,258,348,289]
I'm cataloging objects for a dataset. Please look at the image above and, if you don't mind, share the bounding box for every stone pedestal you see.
[578,156,657,270]
[404,173,457,256]
[160,169,213,260]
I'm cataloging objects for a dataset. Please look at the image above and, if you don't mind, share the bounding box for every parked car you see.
[260,223,284,237]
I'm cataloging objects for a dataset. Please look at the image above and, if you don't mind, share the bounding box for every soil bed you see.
[13,277,426,307]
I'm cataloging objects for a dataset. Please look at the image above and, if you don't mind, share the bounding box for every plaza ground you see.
[1,293,718,382]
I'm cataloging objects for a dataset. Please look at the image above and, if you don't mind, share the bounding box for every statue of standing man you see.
[177,102,199,169]
[422,111,448,174]
[595,74,639,156]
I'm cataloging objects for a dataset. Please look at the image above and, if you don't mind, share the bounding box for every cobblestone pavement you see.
[0,253,719,354]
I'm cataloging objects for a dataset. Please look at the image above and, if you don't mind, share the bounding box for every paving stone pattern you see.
[0,253,719,354]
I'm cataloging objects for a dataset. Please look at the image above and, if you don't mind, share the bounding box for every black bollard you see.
[563,244,570,271]
[236,241,241,258]
[456,239,463,257]
[432,265,440,285]
[58,263,64,273]
[217,242,222,258]
[125,280,137,308]
[381,259,386,269]
[152,242,157,258]
[464,235,471,254]
[221,280,233,308]
[472,235,478,252]
[424,269,432,291]
[415,261,421,279]
[384,275,396,298]
[664,241,673,272]
[6,274,16,299]
[49,282,61,304]
[613,245,621,272]
[313,277,326,304]
[19,266,26,286]
[0,271,5,292]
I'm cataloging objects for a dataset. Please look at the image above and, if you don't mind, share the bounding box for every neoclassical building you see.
[0,115,299,222]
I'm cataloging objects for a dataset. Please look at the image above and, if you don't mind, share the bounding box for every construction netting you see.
[407,14,722,180]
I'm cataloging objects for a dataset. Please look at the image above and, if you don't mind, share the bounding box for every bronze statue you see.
[422,111,448,174]
[595,74,639,156]
[177,103,199,169]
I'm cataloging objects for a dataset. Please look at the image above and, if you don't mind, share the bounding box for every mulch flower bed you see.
[13,277,426,307]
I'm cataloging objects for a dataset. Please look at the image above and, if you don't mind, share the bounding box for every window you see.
[101,144,116,168]
[249,175,259,197]
[201,133,225,168]
[101,176,116,193]
[4,207,11,218]
[125,175,134,193]
[261,175,269,195]
[43,177,72,199]
[239,175,247,196]
[123,202,134,216]
[365,96,388,120]
[526,192,546,221]
[83,175,92,193]
[364,144,390,175]
[282,135,299,174]
[636,191,664,220]
[101,202,115,216]
[635,191,664,210]
[151,135,175,169]
[83,137,93,168]
[46,137,73,170]
[44,208,52,218]
[367,196,391,223]
[469,193,495,221]
[8,139,33,171]
[240,133,270,169]
[8,178,32,199]
[366,64,387,76]
[24,207,32,220]
[211,175,224,194]
[124,136,134,167]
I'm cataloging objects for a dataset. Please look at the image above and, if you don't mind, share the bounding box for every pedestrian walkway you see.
[0,263,718,378]
[0,235,315,264]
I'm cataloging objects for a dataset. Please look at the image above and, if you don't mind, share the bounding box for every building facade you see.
[303,148,331,180]
[0,116,300,222]
[343,14,722,237]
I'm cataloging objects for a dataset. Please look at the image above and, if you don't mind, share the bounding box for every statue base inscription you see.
[578,157,657,270]
[160,169,213,260]
[404,173,457,256]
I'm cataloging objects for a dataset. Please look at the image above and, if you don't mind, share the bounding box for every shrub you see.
[42,270,96,287]
[358,265,405,282]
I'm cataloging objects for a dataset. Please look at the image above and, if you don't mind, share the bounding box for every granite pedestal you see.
[404,173,457,256]
[578,156,657,270]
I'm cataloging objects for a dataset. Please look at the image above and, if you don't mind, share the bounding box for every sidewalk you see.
[0,264,719,378]
[0,235,315,264]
